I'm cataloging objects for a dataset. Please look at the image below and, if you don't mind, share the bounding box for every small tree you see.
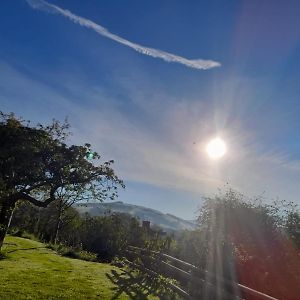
[0,112,124,249]
[197,189,300,299]
[285,211,300,248]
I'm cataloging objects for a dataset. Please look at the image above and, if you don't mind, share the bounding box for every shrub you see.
[21,232,37,241]
[8,227,24,237]
[77,250,98,262]
[8,228,38,241]
[47,243,97,262]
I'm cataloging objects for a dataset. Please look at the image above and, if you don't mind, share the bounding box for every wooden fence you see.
[124,246,279,300]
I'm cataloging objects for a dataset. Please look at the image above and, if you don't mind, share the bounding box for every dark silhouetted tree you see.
[0,112,123,249]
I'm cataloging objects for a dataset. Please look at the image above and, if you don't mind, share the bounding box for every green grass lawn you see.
[0,236,160,300]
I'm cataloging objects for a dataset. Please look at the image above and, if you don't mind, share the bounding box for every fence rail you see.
[125,246,279,300]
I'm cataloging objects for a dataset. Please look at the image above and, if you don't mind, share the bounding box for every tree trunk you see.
[53,217,61,245]
[53,200,63,244]
[7,207,15,230]
[34,207,42,237]
[0,198,16,250]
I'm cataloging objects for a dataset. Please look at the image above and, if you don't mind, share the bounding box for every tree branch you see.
[17,188,56,208]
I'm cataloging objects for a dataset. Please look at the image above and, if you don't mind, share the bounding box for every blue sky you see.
[1,0,300,219]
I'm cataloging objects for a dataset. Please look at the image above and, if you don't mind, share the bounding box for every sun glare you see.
[206,137,227,160]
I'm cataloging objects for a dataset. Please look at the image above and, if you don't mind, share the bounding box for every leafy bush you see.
[8,227,24,237]
[20,232,37,241]
[8,228,38,241]
[47,243,97,262]
[77,250,98,262]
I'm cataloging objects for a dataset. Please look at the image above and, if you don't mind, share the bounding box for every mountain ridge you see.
[75,201,196,232]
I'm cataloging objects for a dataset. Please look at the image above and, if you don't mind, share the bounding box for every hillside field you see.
[0,236,159,300]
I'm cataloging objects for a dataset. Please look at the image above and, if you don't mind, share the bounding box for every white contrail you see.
[26,0,221,70]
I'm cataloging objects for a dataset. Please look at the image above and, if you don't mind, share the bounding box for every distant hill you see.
[75,201,196,232]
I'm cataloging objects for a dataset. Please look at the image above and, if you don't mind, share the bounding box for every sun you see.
[206,137,227,160]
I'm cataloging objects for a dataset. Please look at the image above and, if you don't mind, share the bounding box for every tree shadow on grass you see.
[3,242,17,246]
[106,268,174,300]
[0,251,7,260]
[1,243,46,259]
[7,246,46,253]
[106,269,177,300]
[106,269,153,299]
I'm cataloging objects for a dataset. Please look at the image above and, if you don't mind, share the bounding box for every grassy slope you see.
[0,236,158,300]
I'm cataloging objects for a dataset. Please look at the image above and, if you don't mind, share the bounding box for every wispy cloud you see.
[26,0,221,70]
[2,61,300,215]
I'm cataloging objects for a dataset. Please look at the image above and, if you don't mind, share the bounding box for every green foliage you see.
[0,111,123,202]
[46,243,98,262]
[7,227,24,237]
[164,189,300,299]
[194,189,300,299]
[285,211,300,247]
[11,201,171,262]
[77,249,98,262]
[8,228,37,241]
[0,111,123,248]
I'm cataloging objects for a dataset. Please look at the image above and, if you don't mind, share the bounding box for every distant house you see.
[142,220,150,230]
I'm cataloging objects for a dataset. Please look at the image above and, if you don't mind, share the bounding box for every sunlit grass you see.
[0,236,159,299]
